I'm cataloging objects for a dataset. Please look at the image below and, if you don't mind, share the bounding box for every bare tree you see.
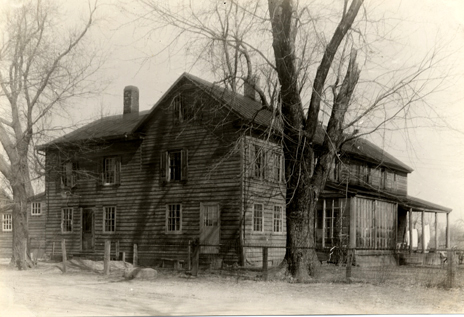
[131,0,449,280]
[0,0,102,269]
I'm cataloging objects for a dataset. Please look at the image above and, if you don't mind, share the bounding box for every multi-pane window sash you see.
[273,206,283,233]
[61,208,73,233]
[102,157,120,185]
[31,202,42,216]
[2,214,12,232]
[103,207,116,233]
[272,153,283,182]
[168,151,182,181]
[61,161,78,188]
[253,204,264,232]
[167,204,182,232]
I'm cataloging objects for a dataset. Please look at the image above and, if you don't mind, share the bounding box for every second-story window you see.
[272,152,283,182]
[251,145,264,179]
[61,161,78,188]
[102,157,121,185]
[160,150,188,183]
[2,214,12,232]
[31,202,42,216]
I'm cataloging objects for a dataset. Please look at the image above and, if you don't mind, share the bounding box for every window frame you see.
[102,156,121,186]
[168,150,182,181]
[166,204,182,234]
[61,161,78,188]
[31,202,42,216]
[273,205,283,233]
[2,214,12,232]
[103,206,117,233]
[61,208,73,233]
[252,204,264,233]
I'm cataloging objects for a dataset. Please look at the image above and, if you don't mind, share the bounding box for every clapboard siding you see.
[44,83,245,265]
[0,212,12,258]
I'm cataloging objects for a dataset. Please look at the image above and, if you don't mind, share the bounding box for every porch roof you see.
[398,195,452,213]
[324,183,452,213]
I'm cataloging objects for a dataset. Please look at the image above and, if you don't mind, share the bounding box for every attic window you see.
[31,202,42,216]
[172,94,193,122]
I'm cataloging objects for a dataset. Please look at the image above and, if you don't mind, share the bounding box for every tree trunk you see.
[11,184,31,269]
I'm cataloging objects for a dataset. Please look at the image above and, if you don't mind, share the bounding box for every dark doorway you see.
[82,208,94,251]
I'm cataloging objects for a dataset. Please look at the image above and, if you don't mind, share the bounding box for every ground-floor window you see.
[103,206,116,233]
[253,204,264,232]
[166,204,182,233]
[356,198,397,249]
[273,206,283,233]
[316,198,347,247]
[2,214,12,232]
[61,208,73,233]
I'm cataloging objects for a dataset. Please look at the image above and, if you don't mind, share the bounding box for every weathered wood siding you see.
[330,158,408,196]
[28,196,47,252]
[242,136,286,266]
[45,80,244,265]
[0,211,12,258]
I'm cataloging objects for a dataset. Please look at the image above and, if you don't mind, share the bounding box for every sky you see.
[4,0,463,222]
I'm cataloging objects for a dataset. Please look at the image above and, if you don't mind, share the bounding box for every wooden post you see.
[421,210,425,253]
[61,239,67,273]
[322,199,326,248]
[447,250,456,289]
[133,244,138,267]
[192,240,200,277]
[104,240,111,275]
[115,241,120,261]
[349,197,356,249]
[435,212,438,249]
[409,208,413,254]
[262,247,268,281]
[121,252,126,263]
[346,249,353,280]
[52,242,55,257]
[446,213,450,249]
[188,240,192,271]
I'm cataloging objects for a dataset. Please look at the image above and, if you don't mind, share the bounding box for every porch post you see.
[435,212,438,250]
[322,199,326,249]
[421,210,425,253]
[446,212,450,249]
[349,197,357,249]
[409,208,413,254]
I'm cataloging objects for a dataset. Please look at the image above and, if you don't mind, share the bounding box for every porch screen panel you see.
[356,198,396,249]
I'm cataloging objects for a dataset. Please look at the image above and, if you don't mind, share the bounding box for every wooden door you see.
[82,208,94,251]
[200,203,220,254]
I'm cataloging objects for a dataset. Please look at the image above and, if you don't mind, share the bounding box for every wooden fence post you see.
[52,242,55,258]
[122,252,126,263]
[346,249,353,280]
[61,239,67,273]
[262,247,269,281]
[115,241,120,261]
[188,240,192,271]
[192,239,200,276]
[447,250,456,289]
[104,240,111,275]
[133,244,138,267]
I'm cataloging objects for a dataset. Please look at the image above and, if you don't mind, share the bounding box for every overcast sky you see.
[10,0,463,222]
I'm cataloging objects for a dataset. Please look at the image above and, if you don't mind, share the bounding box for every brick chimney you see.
[123,86,139,116]
[243,76,260,101]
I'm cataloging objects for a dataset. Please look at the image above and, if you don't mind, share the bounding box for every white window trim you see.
[31,202,42,216]
[61,208,73,233]
[273,205,284,234]
[103,206,117,233]
[166,204,182,234]
[2,214,12,232]
[252,204,264,233]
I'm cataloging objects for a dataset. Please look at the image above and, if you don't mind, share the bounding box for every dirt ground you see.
[0,259,463,316]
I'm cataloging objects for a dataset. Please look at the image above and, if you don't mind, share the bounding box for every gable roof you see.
[38,72,412,173]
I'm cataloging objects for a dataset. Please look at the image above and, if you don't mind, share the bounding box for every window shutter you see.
[280,154,285,183]
[159,151,167,184]
[248,143,255,177]
[97,158,103,186]
[181,149,188,181]
[115,157,121,185]
[72,162,79,187]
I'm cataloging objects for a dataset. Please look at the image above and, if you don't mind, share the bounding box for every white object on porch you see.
[406,229,418,248]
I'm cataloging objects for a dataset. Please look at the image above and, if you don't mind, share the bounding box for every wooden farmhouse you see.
[0,189,13,258]
[37,73,451,267]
